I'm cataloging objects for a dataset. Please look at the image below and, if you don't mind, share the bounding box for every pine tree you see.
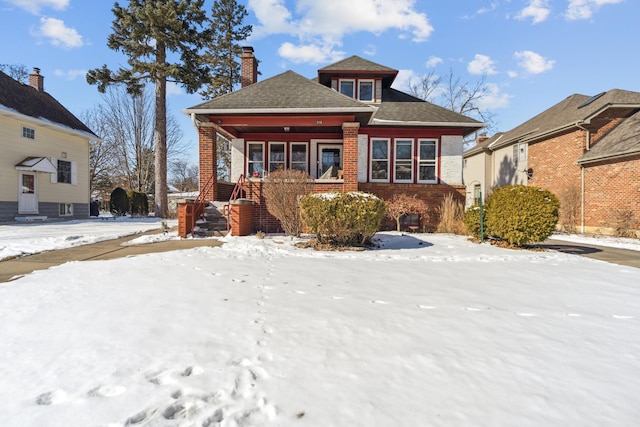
[200,0,252,99]
[86,0,210,218]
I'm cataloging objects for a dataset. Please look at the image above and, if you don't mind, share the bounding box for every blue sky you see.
[1,0,637,165]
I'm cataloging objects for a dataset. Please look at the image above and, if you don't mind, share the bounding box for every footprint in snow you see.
[418,304,436,309]
[182,365,204,377]
[563,313,582,317]
[331,296,345,300]
[87,384,127,398]
[465,307,483,312]
[292,290,306,295]
[126,407,159,425]
[35,389,68,405]
[232,278,245,283]
[371,300,389,304]
[262,325,274,335]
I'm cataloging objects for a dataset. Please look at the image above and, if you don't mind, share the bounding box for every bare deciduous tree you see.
[385,194,430,232]
[169,160,199,192]
[263,169,314,236]
[0,64,28,83]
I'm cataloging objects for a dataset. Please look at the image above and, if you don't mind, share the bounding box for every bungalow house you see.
[0,68,97,222]
[184,48,484,232]
[463,89,640,236]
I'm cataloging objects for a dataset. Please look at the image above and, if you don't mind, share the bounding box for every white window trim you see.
[59,203,73,216]
[358,79,375,102]
[246,141,265,178]
[50,158,77,185]
[22,126,35,140]
[290,142,309,173]
[417,139,438,184]
[394,138,414,183]
[339,79,355,98]
[370,138,390,183]
[268,141,287,174]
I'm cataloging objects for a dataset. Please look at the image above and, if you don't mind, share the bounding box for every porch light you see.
[283,126,290,132]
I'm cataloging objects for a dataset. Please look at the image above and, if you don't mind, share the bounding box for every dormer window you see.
[339,80,355,98]
[334,78,377,102]
[358,80,373,102]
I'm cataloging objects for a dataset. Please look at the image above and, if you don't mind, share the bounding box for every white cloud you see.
[566,0,623,20]
[277,42,345,65]
[425,56,443,68]
[507,70,519,78]
[249,0,433,65]
[37,17,83,49]
[391,69,417,91]
[5,0,68,14]
[363,44,377,56]
[514,50,555,74]
[516,0,551,24]
[468,54,497,75]
[53,69,86,80]
[476,83,511,110]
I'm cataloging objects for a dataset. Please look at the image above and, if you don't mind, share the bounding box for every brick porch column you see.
[198,125,217,201]
[342,122,360,192]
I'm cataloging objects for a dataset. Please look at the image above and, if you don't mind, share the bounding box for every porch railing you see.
[222,174,246,233]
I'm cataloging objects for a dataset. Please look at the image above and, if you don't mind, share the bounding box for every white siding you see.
[230,138,244,183]
[440,135,463,185]
[357,134,368,183]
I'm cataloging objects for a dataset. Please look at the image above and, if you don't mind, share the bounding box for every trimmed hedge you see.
[110,187,129,216]
[300,192,386,246]
[127,190,149,216]
[484,185,560,246]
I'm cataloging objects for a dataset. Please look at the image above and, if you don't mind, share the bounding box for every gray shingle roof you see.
[0,71,97,137]
[373,88,484,126]
[318,56,397,73]
[579,110,640,163]
[188,70,370,111]
[489,89,640,149]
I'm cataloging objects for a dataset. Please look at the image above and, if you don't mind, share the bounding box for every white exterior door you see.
[18,172,38,213]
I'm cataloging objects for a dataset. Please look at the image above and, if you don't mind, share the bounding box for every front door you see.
[18,172,38,213]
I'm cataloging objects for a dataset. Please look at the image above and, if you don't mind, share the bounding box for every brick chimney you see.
[29,67,44,92]
[476,132,489,145]
[241,46,258,88]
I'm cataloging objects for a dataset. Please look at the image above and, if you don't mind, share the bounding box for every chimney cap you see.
[242,46,254,53]
[32,67,41,74]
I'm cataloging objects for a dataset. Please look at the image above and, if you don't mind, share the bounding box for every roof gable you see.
[0,71,96,137]
[318,55,397,73]
[579,110,640,164]
[488,89,640,149]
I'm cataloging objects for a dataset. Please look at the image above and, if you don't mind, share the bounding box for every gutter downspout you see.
[575,122,590,234]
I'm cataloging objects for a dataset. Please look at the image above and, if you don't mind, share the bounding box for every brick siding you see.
[198,126,217,202]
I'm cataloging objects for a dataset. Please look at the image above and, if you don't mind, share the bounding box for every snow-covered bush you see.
[485,185,560,247]
[300,192,385,246]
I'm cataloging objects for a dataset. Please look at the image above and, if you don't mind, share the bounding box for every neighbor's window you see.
[22,126,35,139]
[59,203,73,216]
[290,143,308,173]
[513,145,519,167]
[339,80,355,98]
[269,142,286,173]
[370,138,390,182]
[57,159,72,184]
[358,80,374,102]
[417,139,437,183]
[473,184,482,205]
[394,139,414,182]
[247,142,264,178]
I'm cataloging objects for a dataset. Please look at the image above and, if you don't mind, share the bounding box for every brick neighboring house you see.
[463,89,640,236]
[185,48,484,232]
[0,69,98,222]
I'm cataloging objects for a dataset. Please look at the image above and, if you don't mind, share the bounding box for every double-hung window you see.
[358,80,374,102]
[290,143,308,173]
[370,138,390,182]
[22,126,35,140]
[417,139,437,183]
[57,160,72,184]
[247,142,264,178]
[394,139,413,182]
[268,142,286,173]
[339,80,355,98]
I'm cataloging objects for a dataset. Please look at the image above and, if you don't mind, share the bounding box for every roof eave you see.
[183,107,375,115]
[578,149,640,165]
[0,104,100,140]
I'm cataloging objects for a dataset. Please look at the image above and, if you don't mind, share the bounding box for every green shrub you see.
[300,192,386,247]
[127,190,149,216]
[464,204,485,240]
[484,185,560,247]
[110,187,129,216]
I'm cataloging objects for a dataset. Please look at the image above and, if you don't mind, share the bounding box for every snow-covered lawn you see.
[0,222,639,426]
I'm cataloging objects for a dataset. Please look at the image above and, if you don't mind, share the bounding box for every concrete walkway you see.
[535,238,640,269]
[0,231,222,283]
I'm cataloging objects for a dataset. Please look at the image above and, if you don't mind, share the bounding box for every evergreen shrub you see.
[300,192,386,247]
[484,185,560,247]
[110,187,130,216]
[464,204,485,240]
[127,190,149,216]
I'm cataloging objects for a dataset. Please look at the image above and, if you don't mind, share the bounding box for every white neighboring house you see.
[0,68,98,222]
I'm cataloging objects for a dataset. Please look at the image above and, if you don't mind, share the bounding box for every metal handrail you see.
[223,174,246,232]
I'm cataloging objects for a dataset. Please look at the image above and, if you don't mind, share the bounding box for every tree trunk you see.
[154,43,168,218]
